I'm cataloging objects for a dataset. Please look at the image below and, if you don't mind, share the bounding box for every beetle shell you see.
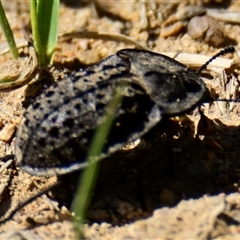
[15,49,209,176]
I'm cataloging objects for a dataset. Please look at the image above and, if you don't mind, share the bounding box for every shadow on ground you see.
[54,113,240,225]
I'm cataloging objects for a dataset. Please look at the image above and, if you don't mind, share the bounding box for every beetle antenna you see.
[197,46,235,74]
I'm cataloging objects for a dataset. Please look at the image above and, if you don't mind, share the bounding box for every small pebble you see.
[161,22,184,38]
[0,123,16,142]
[187,16,225,47]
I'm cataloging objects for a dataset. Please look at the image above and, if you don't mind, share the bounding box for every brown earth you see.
[1,1,240,239]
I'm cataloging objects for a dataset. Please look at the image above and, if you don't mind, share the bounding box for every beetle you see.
[14,48,217,176]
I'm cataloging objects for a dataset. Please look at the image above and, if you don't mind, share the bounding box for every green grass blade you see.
[71,83,125,239]
[37,0,59,64]
[30,0,45,65]
[30,0,59,65]
[0,0,19,59]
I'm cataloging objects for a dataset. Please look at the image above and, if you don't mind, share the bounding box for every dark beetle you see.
[15,49,212,176]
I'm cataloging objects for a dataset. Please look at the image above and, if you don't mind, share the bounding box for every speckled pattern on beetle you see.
[15,49,209,176]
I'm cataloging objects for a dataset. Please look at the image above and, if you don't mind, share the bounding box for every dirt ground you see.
[1,1,240,239]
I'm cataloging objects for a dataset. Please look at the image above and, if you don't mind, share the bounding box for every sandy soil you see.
[0,1,240,239]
